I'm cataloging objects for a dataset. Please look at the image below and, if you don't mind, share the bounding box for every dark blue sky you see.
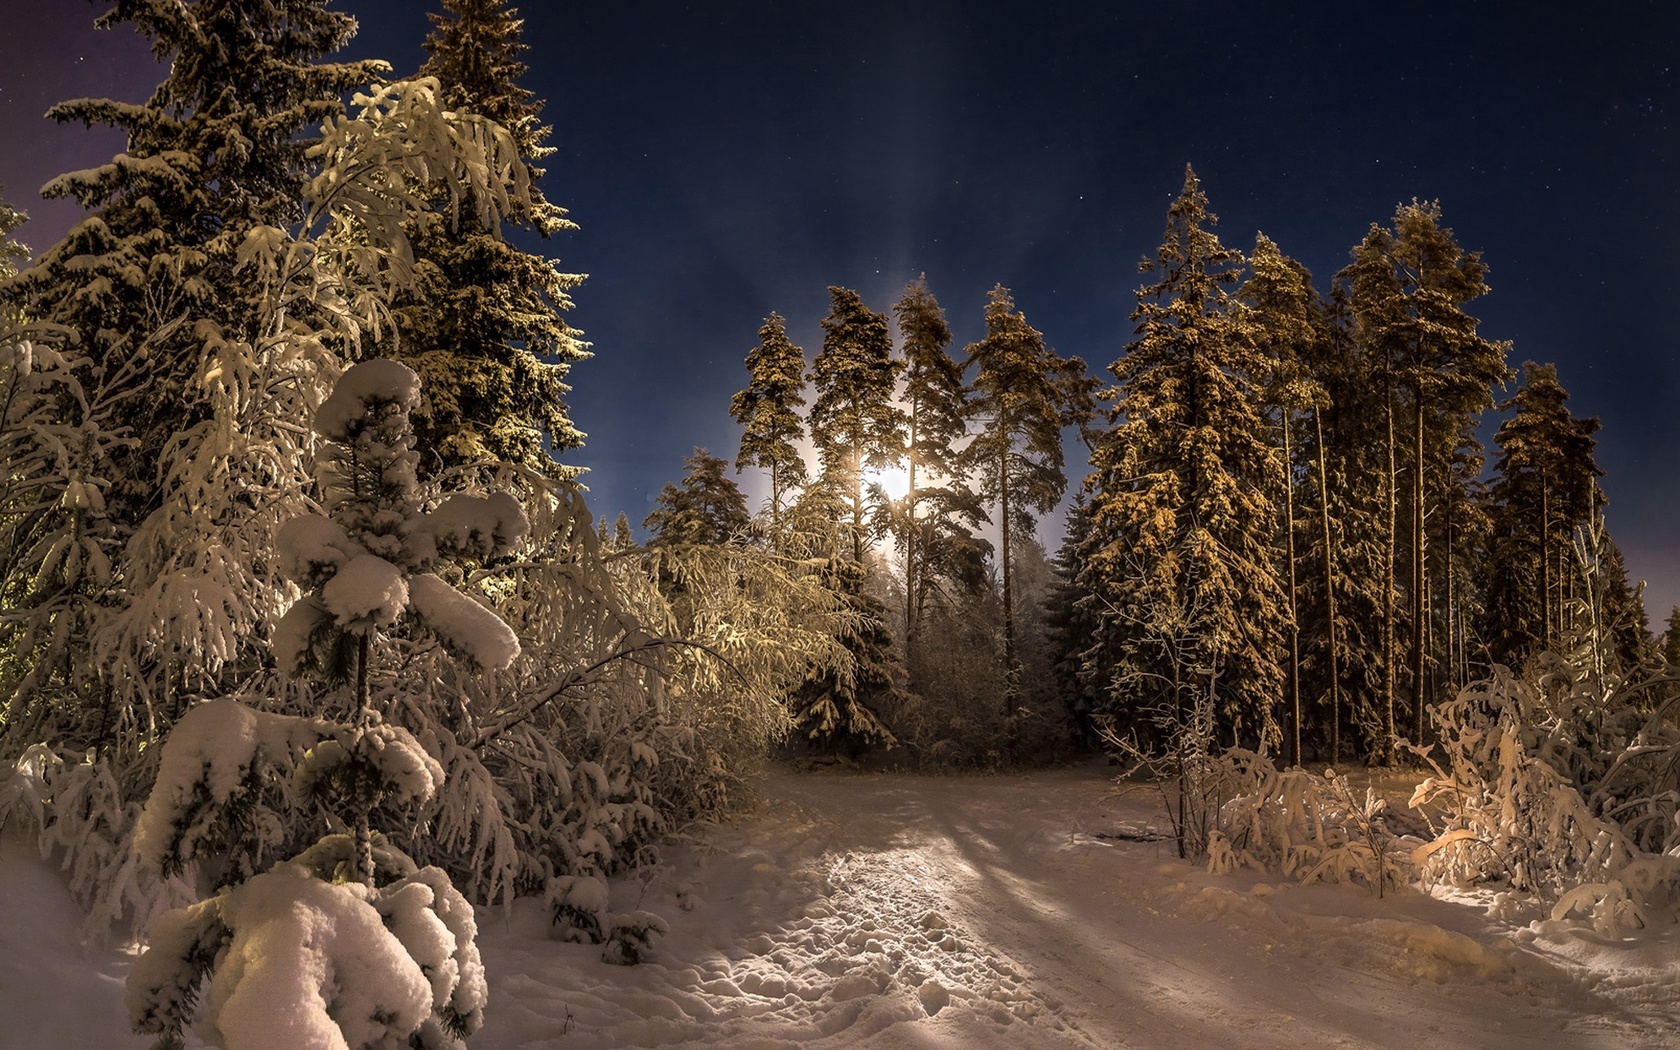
[2,2,1677,623]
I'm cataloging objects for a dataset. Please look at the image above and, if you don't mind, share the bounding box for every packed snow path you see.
[6,763,1678,1048]
[475,764,1676,1049]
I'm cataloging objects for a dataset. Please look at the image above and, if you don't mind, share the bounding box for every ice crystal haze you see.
[127,360,526,1050]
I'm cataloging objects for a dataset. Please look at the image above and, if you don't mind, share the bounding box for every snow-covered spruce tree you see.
[388,0,589,479]
[731,312,810,535]
[1081,166,1286,753]
[962,285,1090,720]
[0,69,543,933]
[0,0,414,765]
[126,358,519,1050]
[810,286,905,566]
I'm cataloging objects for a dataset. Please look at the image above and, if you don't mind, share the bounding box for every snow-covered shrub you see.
[601,910,670,965]
[127,861,486,1050]
[547,874,609,944]
[1209,749,1408,895]
[1410,665,1680,933]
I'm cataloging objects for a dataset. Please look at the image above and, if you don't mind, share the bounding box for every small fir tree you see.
[127,359,527,1050]
[644,448,752,548]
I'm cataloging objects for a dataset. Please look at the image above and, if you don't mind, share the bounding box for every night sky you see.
[1,2,1677,624]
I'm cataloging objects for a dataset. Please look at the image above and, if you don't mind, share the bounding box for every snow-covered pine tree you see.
[1482,361,1603,665]
[2,58,547,934]
[810,287,905,566]
[127,359,524,1050]
[962,285,1087,718]
[1081,166,1286,751]
[389,0,589,478]
[731,312,810,535]
[890,276,987,685]
[11,0,383,533]
[0,0,385,765]
[1335,203,1511,752]
[1239,234,1325,764]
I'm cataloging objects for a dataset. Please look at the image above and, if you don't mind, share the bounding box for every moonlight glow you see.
[864,465,910,502]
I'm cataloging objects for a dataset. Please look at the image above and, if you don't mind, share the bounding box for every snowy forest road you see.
[8,763,1675,1049]
[475,764,1672,1049]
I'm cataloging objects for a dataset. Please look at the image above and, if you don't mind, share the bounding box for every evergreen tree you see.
[1664,607,1680,668]
[127,359,519,1049]
[643,448,751,548]
[890,276,983,675]
[1043,497,1101,749]
[963,285,1086,717]
[1240,234,1324,764]
[1337,202,1511,752]
[10,0,383,525]
[1483,361,1602,665]
[0,1,388,756]
[730,312,809,532]
[1081,166,1286,748]
[0,186,25,287]
[809,287,904,565]
[391,0,589,477]
[789,557,901,753]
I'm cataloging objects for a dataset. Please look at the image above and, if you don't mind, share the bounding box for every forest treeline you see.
[0,2,1677,1046]
[643,166,1655,768]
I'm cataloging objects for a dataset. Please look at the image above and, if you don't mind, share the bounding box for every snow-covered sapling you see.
[601,910,670,965]
[128,360,527,1050]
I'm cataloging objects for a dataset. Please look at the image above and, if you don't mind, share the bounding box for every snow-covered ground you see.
[5,762,1678,1049]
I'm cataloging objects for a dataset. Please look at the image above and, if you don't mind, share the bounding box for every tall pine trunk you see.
[1000,441,1017,719]
[1282,416,1301,766]
[1411,395,1426,744]
[1382,389,1398,764]
[1316,410,1340,764]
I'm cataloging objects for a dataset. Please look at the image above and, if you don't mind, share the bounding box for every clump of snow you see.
[408,491,530,567]
[313,359,422,442]
[379,865,488,1038]
[190,866,430,1050]
[407,571,520,671]
[294,720,446,809]
[133,701,330,874]
[275,514,359,587]
[319,553,408,630]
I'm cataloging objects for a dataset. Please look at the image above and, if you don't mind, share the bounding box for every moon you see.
[863,465,910,502]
